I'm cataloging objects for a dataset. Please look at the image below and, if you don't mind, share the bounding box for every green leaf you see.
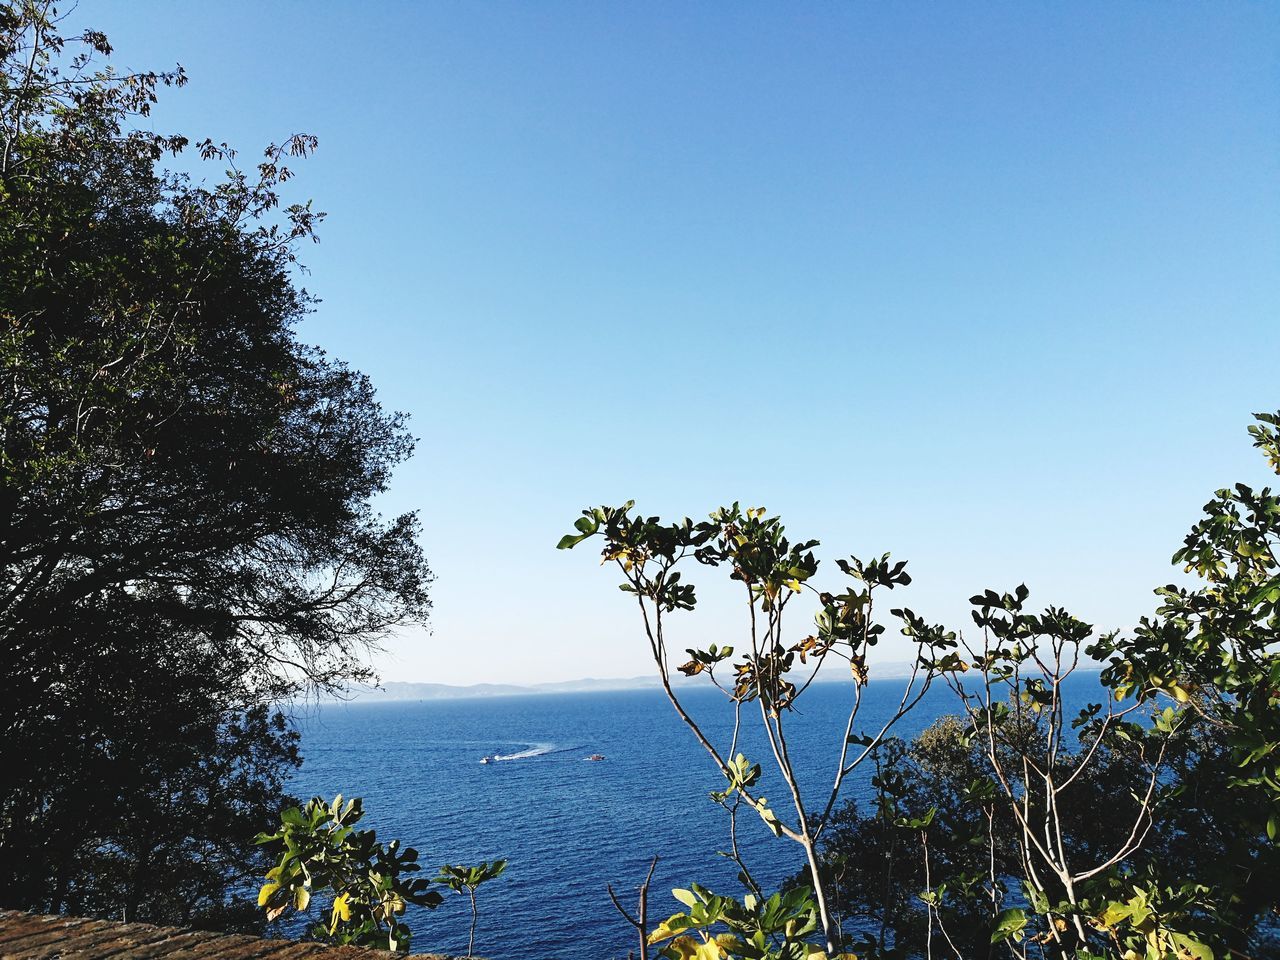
[990,908,1027,944]
[1023,882,1050,915]
[1168,932,1214,960]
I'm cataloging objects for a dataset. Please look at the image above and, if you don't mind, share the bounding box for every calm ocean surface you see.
[282,675,1101,959]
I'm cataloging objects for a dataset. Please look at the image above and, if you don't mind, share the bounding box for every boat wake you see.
[483,743,581,763]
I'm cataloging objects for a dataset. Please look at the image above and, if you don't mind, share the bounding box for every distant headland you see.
[339,662,922,701]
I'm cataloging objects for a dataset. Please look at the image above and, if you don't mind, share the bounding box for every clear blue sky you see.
[95,2,1277,684]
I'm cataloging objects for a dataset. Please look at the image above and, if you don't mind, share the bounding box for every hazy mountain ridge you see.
[341,661,921,701]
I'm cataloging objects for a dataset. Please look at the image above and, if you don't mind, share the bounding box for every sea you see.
[281,674,1103,959]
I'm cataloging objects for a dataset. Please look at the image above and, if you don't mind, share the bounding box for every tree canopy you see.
[0,0,431,925]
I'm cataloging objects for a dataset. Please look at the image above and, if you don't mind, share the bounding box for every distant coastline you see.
[337,661,925,702]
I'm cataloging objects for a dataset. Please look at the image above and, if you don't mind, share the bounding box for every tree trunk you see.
[802,837,839,955]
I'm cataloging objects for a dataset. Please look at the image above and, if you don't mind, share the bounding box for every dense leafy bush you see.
[256,797,506,956]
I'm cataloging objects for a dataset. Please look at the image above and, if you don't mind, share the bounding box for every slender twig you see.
[607,855,659,960]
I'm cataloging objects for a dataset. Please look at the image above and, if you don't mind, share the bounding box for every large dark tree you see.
[0,1,431,926]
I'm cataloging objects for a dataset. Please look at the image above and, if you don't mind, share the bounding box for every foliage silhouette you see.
[0,0,430,926]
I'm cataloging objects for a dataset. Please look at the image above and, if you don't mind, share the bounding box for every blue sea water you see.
[282,675,1100,959]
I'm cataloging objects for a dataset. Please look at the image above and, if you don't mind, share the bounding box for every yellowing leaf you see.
[661,935,735,960]
[377,893,405,920]
[257,882,279,907]
[661,936,696,959]
[648,912,697,944]
[329,892,352,935]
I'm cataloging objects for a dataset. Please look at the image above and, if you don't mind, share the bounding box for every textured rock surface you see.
[0,911,463,959]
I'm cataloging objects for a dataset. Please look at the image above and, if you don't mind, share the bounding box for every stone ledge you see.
[0,911,464,960]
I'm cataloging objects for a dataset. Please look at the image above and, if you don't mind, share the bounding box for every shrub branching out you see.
[563,411,1280,960]
[435,860,508,958]
[560,504,957,956]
